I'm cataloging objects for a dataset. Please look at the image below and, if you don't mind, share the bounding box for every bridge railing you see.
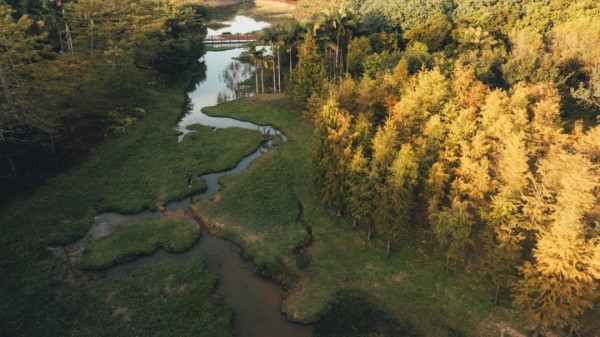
[204,34,258,45]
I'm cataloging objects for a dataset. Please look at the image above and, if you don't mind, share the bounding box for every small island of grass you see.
[80,210,200,270]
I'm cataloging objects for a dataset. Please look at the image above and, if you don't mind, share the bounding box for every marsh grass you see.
[204,45,240,52]
[198,95,311,280]
[80,211,200,270]
[70,260,232,336]
[206,21,230,30]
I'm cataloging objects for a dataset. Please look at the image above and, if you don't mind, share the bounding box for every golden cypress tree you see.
[514,148,600,336]
[310,98,354,215]
[347,146,375,239]
[477,88,530,304]
[381,144,419,253]
[390,68,450,141]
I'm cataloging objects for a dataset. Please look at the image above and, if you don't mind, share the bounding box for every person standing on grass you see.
[186,173,192,187]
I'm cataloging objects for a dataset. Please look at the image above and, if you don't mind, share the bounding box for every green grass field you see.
[70,260,232,336]
[0,78,259,335]
[199,95,312,280]
[80,211,201,270]
[196,94,527,337]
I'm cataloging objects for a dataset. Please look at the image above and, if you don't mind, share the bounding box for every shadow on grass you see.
[314,289,420,337]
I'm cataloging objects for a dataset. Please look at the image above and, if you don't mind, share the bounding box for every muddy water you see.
[71,15,313,337]
[106,218,310,337]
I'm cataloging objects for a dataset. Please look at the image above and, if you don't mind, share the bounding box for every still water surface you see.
[207,15,270,37]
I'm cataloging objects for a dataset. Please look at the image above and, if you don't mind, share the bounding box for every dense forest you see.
[0,0,206,203]
[284,0,600,335]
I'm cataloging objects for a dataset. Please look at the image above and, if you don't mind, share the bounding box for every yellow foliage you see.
[514,148,600,332]
[552,15,600,70]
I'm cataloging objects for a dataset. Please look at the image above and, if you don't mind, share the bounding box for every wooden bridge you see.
[204,34,258,45]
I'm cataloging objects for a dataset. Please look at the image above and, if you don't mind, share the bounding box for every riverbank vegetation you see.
[199,96,312,278]
[80,211,200,270]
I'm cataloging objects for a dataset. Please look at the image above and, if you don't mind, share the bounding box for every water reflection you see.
[207,15,270,37]
[176,48,253,138]
[176,44,273,141]
[176,15,274,140]
[218,60,255,103]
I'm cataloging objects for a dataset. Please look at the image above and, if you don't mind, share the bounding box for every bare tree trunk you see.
[90,19,94,52]
[345,44,349,73]
[58,28,64,53]
[353,218,356,228]
[446,254,450,274]
[6,154,17,175]
[494,284,500,305]
[261,67,264,94]
[335,35,340,69]
[387,236,391,254]
[367,226,371,241]
[255,63,259,94]
[277,46,281,92]
[65,24,74,55]
[272,57,276,93]
[339,40,344,76]
[289,49,293,81]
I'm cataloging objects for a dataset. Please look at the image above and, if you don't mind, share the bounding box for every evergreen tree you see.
[347,146,375,239]
[404,12,452,52]
[383,144,419,253]
[310,98,354,215]
[292,35,326,105]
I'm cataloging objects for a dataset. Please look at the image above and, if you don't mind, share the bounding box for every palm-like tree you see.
[247,44,266,94]
[260,27,276,92]
[261,23,302,92]
[256,49,269,94]
[282,22,301,83]
[311,5,360,77]
[335,8,360,75]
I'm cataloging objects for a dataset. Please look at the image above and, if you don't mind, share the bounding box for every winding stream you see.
[67,16,313,337]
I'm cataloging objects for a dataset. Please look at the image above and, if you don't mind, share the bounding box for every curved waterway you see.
[69,16,313,337]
